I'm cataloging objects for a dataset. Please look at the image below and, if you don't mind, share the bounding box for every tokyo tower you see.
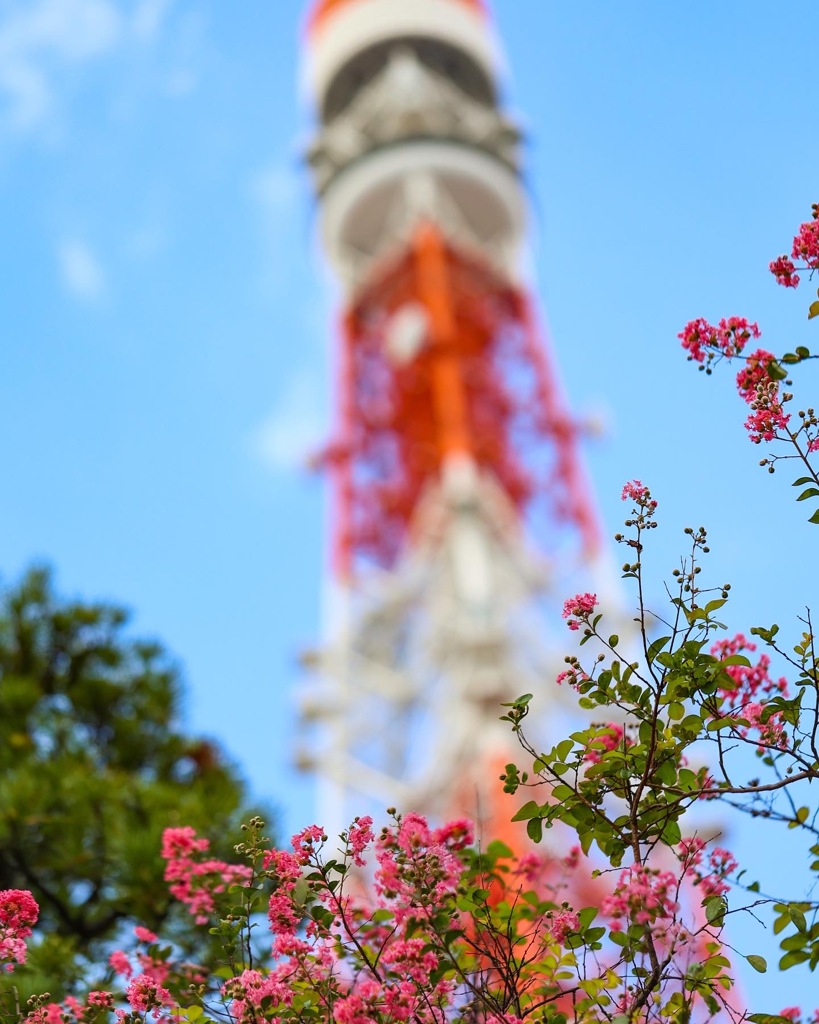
[297,0,613,837]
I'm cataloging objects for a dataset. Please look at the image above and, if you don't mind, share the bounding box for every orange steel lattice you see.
[323,225,600,578]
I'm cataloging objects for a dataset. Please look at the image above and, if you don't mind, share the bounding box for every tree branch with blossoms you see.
[503,470,819,1023]
[679,202,819,522]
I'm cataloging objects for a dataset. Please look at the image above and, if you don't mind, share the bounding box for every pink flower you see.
[736,348,790,443]
[780,1009,801,1023]
[679,316,760,363]
[0,890,38,969]
[621,479,647,501]
[431,819,473,851]
[291,824,325,863]
[126,975,171,1017]
[562,592,598,631]
[109,950,132,978]
[808,438,819,453]
[678,836,706,875]
[602,866,679,928]
[347,816,374,866]
[711,633,789,749]
[161,826,209,859]
[0,890,38,932]
[792,217,819,268]
[770,255,800,288]
[134,926,158,944]
[548,909,580,943]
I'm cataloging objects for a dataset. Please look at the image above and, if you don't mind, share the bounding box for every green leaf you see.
[646,635,672,665]
[792,477,814,487]
[746,954,767,973]
[797,488,819,501]
[680,714,704,734]
[808,509,819,524]
[796,346,811,358]
[704,895,726,924]
[767,360,788,381]
[780,949,811,969]
[526,817,543,843]
[809,300,819,320]
[511,800,540,822]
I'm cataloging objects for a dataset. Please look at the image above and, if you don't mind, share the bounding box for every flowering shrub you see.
[5,205,819,1024]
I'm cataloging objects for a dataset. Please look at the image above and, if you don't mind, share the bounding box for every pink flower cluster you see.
[555,666,589,688]
[347,815,375,867]
[263,847,303,937]
[0,889,39,970]
[24,993,116,1024]
[678,838,738,898]
[601,865,679,930]
[562,592,598,631]
[679,316,760,364]
[771,204,819,287]
[770,255,799,288]
[735,348,790,443]
[546,908,580,943]
[124,974,173,1019]
[621,479,652,504]
[161,826,252,925]
[223,968,297,1022]
[108,925,175,991]
[779,1010,819,1024]
[711,633,789,749]
[375,813,468,915]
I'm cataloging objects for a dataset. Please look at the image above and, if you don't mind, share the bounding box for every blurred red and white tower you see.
[298,0,612,836]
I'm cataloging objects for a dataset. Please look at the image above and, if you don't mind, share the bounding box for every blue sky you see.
[2,0,818,1010]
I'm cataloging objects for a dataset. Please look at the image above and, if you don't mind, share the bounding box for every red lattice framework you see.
[322,224,600,578]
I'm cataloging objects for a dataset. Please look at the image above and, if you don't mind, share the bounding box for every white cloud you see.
[132,0,175,41]
[252,371,328,473]
[58,238,105,300]
[0,0,122,130]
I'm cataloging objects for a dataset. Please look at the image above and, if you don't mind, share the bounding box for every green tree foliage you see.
[0,567,261,997]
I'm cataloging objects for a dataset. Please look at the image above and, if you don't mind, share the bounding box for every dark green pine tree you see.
[0,566,266,998]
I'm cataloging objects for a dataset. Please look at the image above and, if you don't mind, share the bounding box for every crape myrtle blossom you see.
[0,889,39,969]
[561,591,598,631]
[621,479,650,503]
[346,814,375,866]
[735,348,790,443]
[770,255,800,288]
[772,204,819,286]
[161,826,252,925]
[678,315,760,365]
[711,633,789,749]
[125,974,173,1018]
[601,865,679,931]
